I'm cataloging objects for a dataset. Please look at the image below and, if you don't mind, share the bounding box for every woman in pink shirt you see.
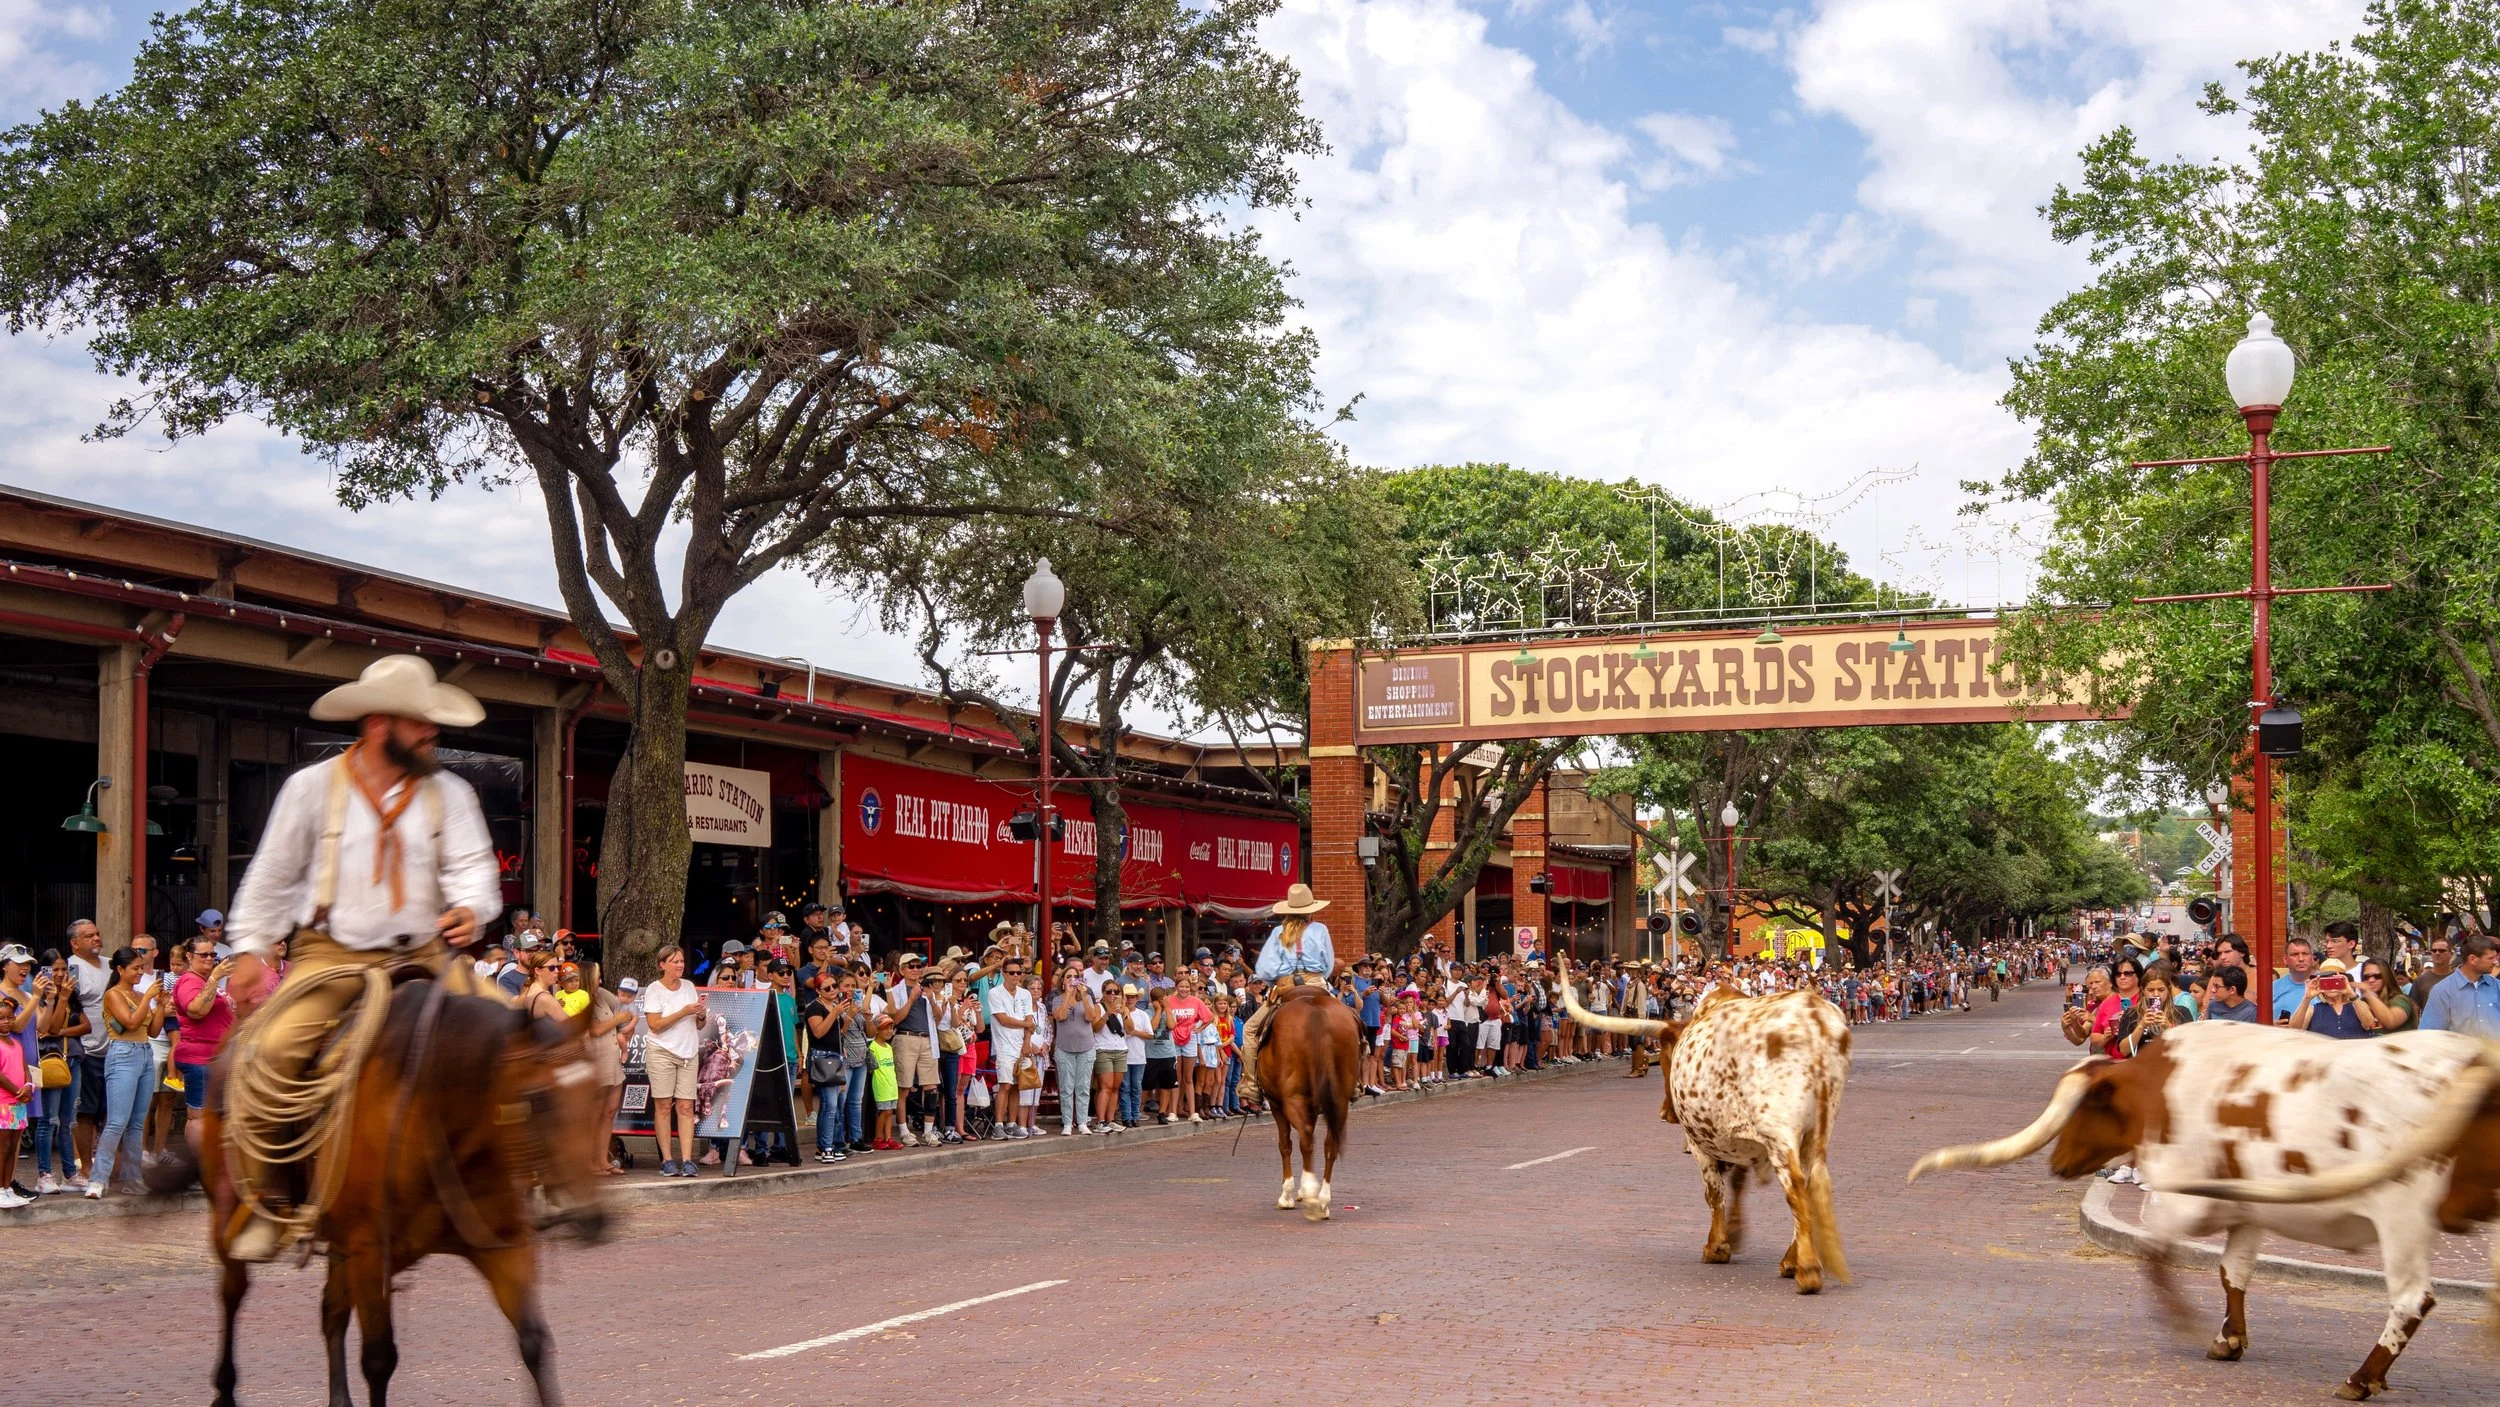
[172,936,238,1144]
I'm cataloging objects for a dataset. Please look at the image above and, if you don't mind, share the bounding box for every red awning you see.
[1551,863,1614,905]
[838,753,1297,916]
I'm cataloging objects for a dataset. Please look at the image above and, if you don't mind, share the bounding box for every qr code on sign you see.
[621,1086,648,1113]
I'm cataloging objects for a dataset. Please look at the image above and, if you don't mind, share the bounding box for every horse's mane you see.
[375,980,527,1099]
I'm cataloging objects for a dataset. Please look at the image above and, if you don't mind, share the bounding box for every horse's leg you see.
[474,1247,560,1407]
[212,1257,250,1407]
[1273,1097,1297,1210]
[1316,1082,1348,1223]
[349,1247,398,1407]
[1293,1099,1325,1222]
[321,1255,354,1407]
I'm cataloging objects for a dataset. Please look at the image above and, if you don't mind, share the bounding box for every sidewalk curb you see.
[1,1054,1640,1230]
[2077,1178,2495,1295]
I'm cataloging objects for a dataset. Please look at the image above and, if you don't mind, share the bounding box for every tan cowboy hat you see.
[1271,883,1330,917]
[311,654,484,727]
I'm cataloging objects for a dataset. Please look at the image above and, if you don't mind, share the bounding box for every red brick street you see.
[5,981,2489,1406]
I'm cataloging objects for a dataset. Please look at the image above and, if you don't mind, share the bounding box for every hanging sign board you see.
[685,761,774,847]
[1353,618,2104,744]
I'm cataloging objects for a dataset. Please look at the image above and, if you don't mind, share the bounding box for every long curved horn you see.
[2151,1060,2496,1204]
[1907,1065,2098,1182]
[1557,964,1667,1037]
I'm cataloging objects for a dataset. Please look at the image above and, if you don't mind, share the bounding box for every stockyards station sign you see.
[685,761,774,847]
[1354,618,2097,744]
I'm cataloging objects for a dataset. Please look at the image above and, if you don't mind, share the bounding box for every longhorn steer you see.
[1562,967,1851,1292]
[1910,1020,2500,1400]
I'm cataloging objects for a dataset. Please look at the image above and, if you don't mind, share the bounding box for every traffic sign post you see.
[1655,843,1698,962]
[1873,868,1905,965]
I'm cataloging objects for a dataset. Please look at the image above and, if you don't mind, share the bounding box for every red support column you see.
[1307,641,1368,957]
[1425,768,1459,955]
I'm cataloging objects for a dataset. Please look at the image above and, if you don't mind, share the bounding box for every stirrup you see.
[227,1198,314,1264]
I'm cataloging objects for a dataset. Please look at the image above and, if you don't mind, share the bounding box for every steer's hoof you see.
[2206,1336,2244,1362]
[1792,1266,1823,1295]
[2334,1382,2371,1402]
[1701,1243,1734,1265]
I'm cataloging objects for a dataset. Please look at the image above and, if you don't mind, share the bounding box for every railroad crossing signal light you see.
[2188,896,2222,928]
[1646,911,1670,935]
[1676,910,1704,937]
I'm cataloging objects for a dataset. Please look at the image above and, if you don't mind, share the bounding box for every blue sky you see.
[0,0,2374,726]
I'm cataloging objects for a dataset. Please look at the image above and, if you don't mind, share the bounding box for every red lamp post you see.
[2130,313,2391,1020]
[1023,560,1066,989]
[1719,800,1743,954]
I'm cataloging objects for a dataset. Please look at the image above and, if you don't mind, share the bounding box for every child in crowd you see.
[867,1033,898,1150]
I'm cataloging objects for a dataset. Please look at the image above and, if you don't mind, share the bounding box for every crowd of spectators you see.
[0,893,2073,1206]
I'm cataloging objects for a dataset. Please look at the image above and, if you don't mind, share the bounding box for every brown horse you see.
[197,980,610,1407]
[1256,985,1359,1221]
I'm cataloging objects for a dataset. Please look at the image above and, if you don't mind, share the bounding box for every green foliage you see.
[1987,0,2500,925]
[0,0,1324,970]
[1595,723,2142,965]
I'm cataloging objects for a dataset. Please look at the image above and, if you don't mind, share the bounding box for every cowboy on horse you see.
[1235,883,1340,1110]
[215,654,504,1263]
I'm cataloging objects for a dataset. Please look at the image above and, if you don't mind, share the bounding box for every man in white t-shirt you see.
[65,918,110,1181]
[1079,941,1116,999]
[983,958,1038,1139]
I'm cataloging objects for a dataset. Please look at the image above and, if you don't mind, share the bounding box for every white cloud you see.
[0,0,112,118]
[1745,210,1891,284]
[1783,0,2368,356]
[1631,110,1743,190]
[1260,0,2012,573]
[1555,0,1613,59]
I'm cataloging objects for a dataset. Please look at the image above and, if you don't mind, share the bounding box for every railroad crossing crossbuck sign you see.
[1653,848,1699,901]
[2194,822,2233,877]
[1872,869,1904,904]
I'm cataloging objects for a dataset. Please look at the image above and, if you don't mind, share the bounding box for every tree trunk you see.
[1085,781,1129,953]
[2357,897,2396,969]
[595,669,694,982]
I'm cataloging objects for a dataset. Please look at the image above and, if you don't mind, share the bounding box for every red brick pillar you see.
[1425,767,1459,955]
[1307,641,1367,957]
[1513,779,1549,961]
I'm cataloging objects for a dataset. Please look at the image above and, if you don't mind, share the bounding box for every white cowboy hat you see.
[1271,883,1331,917]
[310,654,484,727]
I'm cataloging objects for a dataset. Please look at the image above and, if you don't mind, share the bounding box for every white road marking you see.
[738,1280,1069,1361]
[1507,1146,1598,1170]
[1962,1047,1978,1054]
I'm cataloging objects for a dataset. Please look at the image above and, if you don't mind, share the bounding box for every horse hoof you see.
[2206,1337,2244,1362]
[1300,1196,1328,1223]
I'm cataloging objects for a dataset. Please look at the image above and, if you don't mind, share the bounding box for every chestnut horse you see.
[197,981,610,1407]
[1257,985,1359,1221]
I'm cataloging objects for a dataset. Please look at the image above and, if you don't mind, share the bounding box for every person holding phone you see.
[86,945,167,1196]
[1048,965,1098,1136]
[172,937,238,1154]
[2292,958,2376,1039]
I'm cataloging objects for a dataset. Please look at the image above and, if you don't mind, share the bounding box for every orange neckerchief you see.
[341,738,419,911]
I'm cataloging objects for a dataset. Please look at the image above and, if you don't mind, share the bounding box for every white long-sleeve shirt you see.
[228,757,503,958]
